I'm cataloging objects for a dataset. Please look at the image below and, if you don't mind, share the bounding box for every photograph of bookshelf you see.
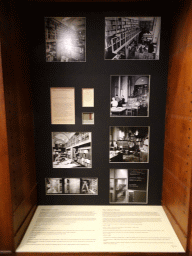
[105,17,161,60]
[45,17,86,62]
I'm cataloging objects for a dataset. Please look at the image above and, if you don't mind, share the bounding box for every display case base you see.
[16,205,185,253]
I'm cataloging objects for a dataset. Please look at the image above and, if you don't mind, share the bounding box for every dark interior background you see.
[12,1,182,206]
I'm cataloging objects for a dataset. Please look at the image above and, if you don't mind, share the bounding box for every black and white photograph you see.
[45,17,86,62]
[105,17,161,60]
[110,75,150,117]
[109,169,149,204]
[52,132,92,168]
[64,178,98,195]
[45,178,63,194]
[109,126,149,163]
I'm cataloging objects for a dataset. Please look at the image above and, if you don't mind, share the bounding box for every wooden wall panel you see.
[165,115,191,149]
[0,43,14,253]
[13,186,37,235]
[162,167,190,233]
[164,146,191,188]
[162,0,192,253]
[0,1,37,251]
[168,0,192,58]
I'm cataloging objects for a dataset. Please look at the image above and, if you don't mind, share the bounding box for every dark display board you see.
[26,2,171,206]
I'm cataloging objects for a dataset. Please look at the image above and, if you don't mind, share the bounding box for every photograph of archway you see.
[105,17,161,60]
[110,75,150,117]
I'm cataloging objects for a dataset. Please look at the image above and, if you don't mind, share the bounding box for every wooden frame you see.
[0,0,192,255]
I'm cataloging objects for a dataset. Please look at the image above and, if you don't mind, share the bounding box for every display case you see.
[0,0,192,255]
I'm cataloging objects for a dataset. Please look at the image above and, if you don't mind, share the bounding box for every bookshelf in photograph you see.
[45,17,86,62]
[105,17,161,60]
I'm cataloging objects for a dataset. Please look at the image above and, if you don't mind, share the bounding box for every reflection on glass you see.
[45,17,86,62]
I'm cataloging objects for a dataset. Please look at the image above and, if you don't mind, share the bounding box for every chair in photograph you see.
[131,106,137,116]
[126,106,132,116]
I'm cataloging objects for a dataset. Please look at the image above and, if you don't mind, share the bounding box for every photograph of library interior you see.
[105,17,161,60]
[52,132,92,168]
[110,75,149,117]
[109,126,149,163]
[109,169,149,204]
[45,17,86,62]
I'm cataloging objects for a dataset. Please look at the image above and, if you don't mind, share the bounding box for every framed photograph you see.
[64,178,80,194]
[109,126,149,163]
[110,75,150,117]
[64,178,98,195]
[45,17,86,62]
[105,17,161,60]
[45,177,98,195]
[109,169,149,204]
[82,112,94,125]
[52,132,92,168]
[45,178,63,194]
[50,87,75,124]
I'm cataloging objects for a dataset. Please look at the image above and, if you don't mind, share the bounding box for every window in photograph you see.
[105,17,161,60]
[82,112,94,125]
[45,17,86,62]
[109,169,149,204]
[52,132,92,168]
[109,126,149,163]
[110,75,150,117]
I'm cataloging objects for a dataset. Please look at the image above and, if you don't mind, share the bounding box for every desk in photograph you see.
[111,107,127,115]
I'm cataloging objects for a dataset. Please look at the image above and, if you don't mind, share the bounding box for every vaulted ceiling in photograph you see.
[52,132,76,145]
